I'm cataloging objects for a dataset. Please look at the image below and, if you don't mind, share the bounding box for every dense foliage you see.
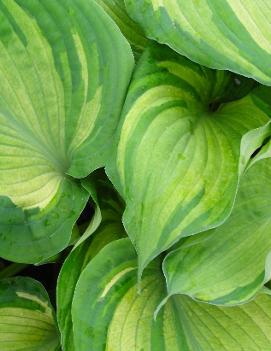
[1,1,271,350]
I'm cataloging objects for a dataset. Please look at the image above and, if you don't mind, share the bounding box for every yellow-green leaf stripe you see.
[125,0,271,85]
[0,0,134,263]
[106,44,270,276]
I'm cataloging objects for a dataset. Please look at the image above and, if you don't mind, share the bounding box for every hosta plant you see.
[1,0,271,350]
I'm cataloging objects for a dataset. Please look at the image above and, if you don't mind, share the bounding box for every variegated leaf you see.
[164,157,271,305]
[125,0,271,85]
[0,277,60,351]
[0,0,133,263]
[72,239,271,351]
[106,44,270,276]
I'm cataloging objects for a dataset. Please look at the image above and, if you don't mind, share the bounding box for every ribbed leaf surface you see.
[0,277,60,351]
[72,239,271,351]
[164,157,271,305]
[0,0,134,263]
[125,0,271,85]
[106,44,270,275]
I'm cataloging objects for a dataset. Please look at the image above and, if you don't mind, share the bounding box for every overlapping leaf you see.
[96,0,149,56]
[0,277,60,351]
[106,44,270,276]
[0,0,134,263]
[125,0,271,85]
[163,156,271,305]
[57,174,125,351]
[72,239,271,350]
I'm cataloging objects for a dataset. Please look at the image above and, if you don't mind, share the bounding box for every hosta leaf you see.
[95,0,149,56]
[163,157,271,305]
[0,277,60,351]
[57,176,125,351]
[125,0,271,85]
[76,170,125,247]
[72,239,271,350]
[0,0,134,263]
[106,44,270,277]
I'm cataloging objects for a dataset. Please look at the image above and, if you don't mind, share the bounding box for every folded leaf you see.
[96,0,149,56]
[76,170,125,247]
[125,0,271,85]
[57,176,125,351]
[164,157,271,305]
[0,0,134,263]
[0,277,60,351]
[106,44,270,276]
[72,239,271,350]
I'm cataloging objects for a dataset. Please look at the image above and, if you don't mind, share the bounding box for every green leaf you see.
[0,276,60,351]
[106,44,270,277]
[163,157,271,305]
[72,239,271,350]
[0,263,28,280]
[95,0,149,57]
[125,0,271,85]
[76,170,125,248]
[0,0,134,263]
[57,175,125,351]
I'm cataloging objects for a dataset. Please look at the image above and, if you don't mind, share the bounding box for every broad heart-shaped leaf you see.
[95,0,149,57]
[72,238,271,351]
[57,175,125,351]
[125,0,271,86]
[106,44,270,277]
[0,276,60,351]
[0,0,134,263]
[163,157,271,306]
